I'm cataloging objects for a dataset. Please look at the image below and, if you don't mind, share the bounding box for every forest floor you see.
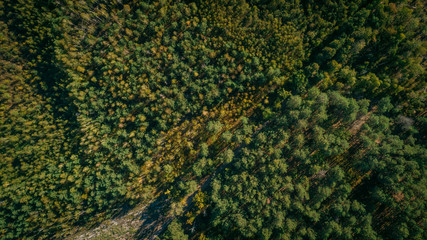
[65,198,157,240]
[66,177,211,240]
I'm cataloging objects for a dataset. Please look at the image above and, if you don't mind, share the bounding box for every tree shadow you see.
[4,1,81,136]
[134,195,173,240]
[110,201,133,220]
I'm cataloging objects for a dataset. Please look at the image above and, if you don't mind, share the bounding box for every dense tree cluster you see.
[0,0,425,239]
[203,90,425,239]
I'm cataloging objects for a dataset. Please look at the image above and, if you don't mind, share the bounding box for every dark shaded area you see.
[134,195,172,240]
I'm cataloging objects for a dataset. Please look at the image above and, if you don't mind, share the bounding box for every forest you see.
[0,0,425,239]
